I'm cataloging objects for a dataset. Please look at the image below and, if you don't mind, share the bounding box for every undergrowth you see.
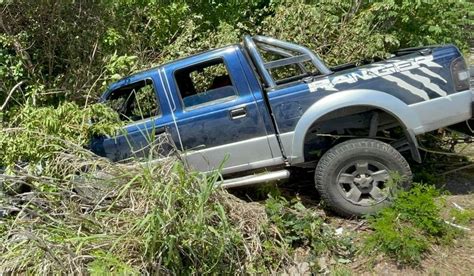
[265,196,353,259]
[364,184,461,266]
[0,102,122,175]
[1,102,471,273]
[0,102,348,274]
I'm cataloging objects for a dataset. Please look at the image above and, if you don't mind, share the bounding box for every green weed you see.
[264,196,354,271]
[364,184,460,266]
[449,207,474,226]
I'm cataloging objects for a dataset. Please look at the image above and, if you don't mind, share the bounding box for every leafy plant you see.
[0,102,122,174]
[364,184,459,266]
[449,207,474,226]
[265,196,354,270]
[1,0,470,107]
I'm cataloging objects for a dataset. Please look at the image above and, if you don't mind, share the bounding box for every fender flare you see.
[290,89,423,164]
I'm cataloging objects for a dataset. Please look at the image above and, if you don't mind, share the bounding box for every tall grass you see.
[0,146,247,273]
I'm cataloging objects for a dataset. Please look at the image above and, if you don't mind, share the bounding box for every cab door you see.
[163,46,281,174]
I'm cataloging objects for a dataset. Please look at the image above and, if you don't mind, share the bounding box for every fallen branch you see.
[351,220,366,231]
[453,202,465,211]
[440,164,474,176]
[444,220,471,231]
[1,80,25,111]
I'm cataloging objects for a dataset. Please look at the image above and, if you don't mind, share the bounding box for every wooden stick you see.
[1,80,25,111]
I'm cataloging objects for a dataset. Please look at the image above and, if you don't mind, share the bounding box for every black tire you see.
[315,138,412,217]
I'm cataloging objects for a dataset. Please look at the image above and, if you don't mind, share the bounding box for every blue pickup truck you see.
[91,36,472,216]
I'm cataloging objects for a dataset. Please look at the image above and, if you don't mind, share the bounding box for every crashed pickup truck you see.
[91,35,472,216]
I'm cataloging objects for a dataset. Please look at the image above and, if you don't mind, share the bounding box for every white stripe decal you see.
[420,59,443,68]
[382,75,430,100]
[400,71,447,97]
[418,67,447,83]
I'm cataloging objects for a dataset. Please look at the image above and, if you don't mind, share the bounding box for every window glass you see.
[175,59,237,109]
[105,79,161,121]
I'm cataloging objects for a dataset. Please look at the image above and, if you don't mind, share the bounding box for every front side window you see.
[175,58,237,109]
[105,79,161,121]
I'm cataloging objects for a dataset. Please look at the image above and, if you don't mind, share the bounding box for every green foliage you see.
[0,100,246,274]
[256,182,282,199]
[366,0,472,53]
[1,0,470,108]
[364,184,459,266]
[0,1,472,273]
[102,54,138,88]
[131,164,245,274]
[0,34,26,95]
[261,0,471,66]
[261,0,393,66]
[0,102,122,172]
[449,207,474,226]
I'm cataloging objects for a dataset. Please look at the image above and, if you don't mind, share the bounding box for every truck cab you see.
[93,43,284,174]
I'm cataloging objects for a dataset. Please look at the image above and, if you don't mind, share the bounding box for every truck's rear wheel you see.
[314,138,412,217]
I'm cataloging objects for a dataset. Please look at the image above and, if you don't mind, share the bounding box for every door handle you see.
[230,107,247,119]
[154,126,166,135]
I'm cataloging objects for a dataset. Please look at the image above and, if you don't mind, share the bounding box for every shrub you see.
[264,196,354,269]
[0,101,247,274]
[0,102,122,174]
[364,184,459,266]
[0,158,248,274]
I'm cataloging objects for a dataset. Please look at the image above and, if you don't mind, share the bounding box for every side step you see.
[219,170,290,189]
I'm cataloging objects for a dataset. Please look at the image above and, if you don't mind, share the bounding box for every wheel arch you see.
[290,89,423,164]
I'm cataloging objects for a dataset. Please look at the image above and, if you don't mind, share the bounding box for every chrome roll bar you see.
[243,35,332,89]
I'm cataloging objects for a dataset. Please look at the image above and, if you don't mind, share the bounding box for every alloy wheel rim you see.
[336,160,390,206]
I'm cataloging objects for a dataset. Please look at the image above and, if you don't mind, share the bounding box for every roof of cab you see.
[105,44,242,93]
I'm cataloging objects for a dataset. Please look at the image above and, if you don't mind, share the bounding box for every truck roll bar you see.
[243,35,332,89]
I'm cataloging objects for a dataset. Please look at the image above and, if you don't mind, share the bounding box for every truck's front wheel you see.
[314,138,412,217]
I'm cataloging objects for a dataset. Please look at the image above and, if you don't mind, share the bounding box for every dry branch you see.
[1,81,25,111]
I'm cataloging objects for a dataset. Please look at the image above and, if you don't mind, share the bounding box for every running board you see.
[219,170,290,189]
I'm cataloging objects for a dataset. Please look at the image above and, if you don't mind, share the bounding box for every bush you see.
[0,100,248,273]
[0,102,122,175]
[1,0,471,107]
[364,184,459,266]
[264,196,354,271]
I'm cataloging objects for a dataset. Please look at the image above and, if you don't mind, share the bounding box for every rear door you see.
[162,46,281,174]
[91,73,176,161]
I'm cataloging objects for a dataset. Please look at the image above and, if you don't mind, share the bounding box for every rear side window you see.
[105,79,161,121]
[260,50,320,85]
[174,58,237,109]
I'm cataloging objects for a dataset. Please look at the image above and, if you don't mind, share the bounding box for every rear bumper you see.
[411,89,473,134]
[448,88,474,135]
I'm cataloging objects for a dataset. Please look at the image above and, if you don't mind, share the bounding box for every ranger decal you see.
[308,55,447,100]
